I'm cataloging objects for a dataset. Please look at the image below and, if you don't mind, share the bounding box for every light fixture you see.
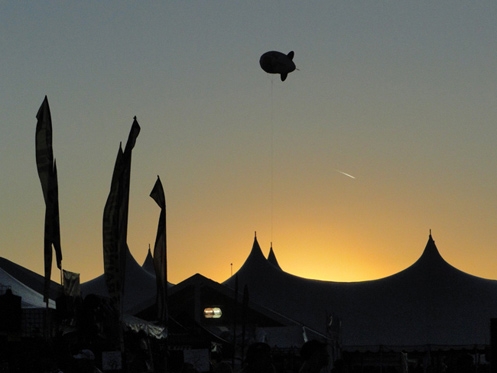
[204,307,222,319]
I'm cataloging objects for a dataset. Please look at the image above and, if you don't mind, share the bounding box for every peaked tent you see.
[81,247,175,315]
[142,248,155,275]
[224,235,497,350]
[267,245,282,270]
[81,247,157,314]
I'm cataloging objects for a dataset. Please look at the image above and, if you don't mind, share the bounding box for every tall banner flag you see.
[103,118,140,318]
[35,96,63,303]
[103,146,124,314]
[118,118,140,294]
[150,176,167,325]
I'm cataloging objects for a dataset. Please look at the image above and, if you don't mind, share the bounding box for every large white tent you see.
[0,248,158,313]
[223,234,497,351]
[0,266,55,308]
[0,257,59,308]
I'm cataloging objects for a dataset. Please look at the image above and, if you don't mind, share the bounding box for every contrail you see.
[335,169,356,179]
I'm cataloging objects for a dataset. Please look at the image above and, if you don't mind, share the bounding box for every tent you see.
[141,247,155,275]
[0,266,55,308]
[223,234,497,351]
[81,247,157,314]
[0,257,60,308]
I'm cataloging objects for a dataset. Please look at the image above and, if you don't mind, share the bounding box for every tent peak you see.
[251,235,264,257]
[407,231,447,272]
[227,235,266,277]
[142,246,155,275]
[267,245,282,270]
[422,232,440,256]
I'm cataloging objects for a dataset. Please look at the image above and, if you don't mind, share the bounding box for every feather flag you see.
[103,118,140,316]
[35,96,62,303]
[103,146,125,312]
[150,175,167,325]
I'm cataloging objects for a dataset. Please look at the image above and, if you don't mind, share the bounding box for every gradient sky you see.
[1,2,497,285]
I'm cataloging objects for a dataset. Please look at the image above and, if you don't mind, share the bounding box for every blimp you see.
[259,51,296,81]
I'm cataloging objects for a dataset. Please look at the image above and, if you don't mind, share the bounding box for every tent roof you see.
[81,246,157,314]
[0,257,61,303]
[0,266,55,308]
[142,247,155,275]
[267,244,282,270]
[223,235,497,349]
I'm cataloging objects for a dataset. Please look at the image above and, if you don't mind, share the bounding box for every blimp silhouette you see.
[259,51,296,81]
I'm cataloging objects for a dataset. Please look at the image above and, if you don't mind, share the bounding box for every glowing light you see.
[204,307,222,319]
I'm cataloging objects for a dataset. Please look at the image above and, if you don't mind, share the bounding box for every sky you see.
[1,2,497,285]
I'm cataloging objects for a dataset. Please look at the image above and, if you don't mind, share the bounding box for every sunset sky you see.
[1,2,497,285]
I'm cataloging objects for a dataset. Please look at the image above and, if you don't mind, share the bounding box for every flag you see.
[35,96,53,202]
[43,161,62,301]
[150,175,167,324]
[48,160,62,268]
[35,96,62,303]
[117,118,140,294]
[63,270,81,297]
[103,118,140,316]
[103,146,125,313]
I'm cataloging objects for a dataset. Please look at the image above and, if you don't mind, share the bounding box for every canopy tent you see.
[223,234,497,351]
[0,257,59,308]
[81,246,158,314]
[0,265,55,308]
[0,248,158,313]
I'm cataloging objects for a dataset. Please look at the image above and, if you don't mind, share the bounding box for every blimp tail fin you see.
[280,73,288,81]
[287,51,294,60]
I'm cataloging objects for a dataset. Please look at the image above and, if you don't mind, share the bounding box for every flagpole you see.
[45,292,50,340]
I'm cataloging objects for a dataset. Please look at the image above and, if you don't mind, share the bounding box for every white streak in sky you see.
[335,169,356,179]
